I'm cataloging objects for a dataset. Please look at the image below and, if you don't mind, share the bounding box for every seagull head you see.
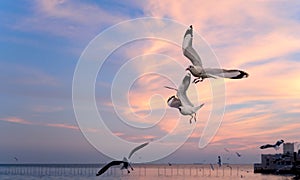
[186,65,193,71]
[167,95,175,103]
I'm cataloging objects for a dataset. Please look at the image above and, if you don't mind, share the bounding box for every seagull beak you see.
[185,68,189,71]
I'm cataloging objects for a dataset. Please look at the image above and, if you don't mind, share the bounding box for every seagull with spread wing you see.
[260,140,284,150]
[96,142,149,176]
[183,25,249,83]
[165,73,204,124]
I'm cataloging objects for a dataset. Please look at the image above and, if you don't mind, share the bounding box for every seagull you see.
[260,140,284,150]
[96,142,149,176]
[217,156,222,167]
[210,163,215,171]
[165,73,204,124]
[96,157,133,176]
[14,157,18,162]
[236,152,242,157]
[224,148,230,153]
[182,25,249,83]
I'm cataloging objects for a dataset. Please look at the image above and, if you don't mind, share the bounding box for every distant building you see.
[254,142,299,174]
[283,143,294,155]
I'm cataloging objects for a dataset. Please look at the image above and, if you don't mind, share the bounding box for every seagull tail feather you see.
[194,103,204,112]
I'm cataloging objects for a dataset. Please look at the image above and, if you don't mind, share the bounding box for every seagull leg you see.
[193,78,200,83]
[189,115,193,124]
[194,113,197,122]
[194,77,204,84]
[129,163,134,171]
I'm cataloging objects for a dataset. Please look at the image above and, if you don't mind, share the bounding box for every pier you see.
[0,164,246,177]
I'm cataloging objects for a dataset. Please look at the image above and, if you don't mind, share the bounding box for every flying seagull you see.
[183,25,249,83]
[96,157,133,176]
[260,140,284,150]
[96,142,149,176]
[224,148,230,153]
[236,152,242,157]
[14,157,18,162]
[165,73,204,124]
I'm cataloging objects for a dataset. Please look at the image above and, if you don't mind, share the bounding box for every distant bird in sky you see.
[183,25,249,83]
[14,157,18,162]
[260,140,284,150]
[96,142,149,176]
[217,156,222,167]
[236,152,242,157]
[165,73,204,124]
[224,148,230,153]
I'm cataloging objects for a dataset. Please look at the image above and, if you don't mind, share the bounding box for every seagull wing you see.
[204,68,249,79]
[260,144,274,149]
[96,161,123,176]
[167,96,182,109]
[177,73,194,107]
[182,25,202,67]
[128,142,149,159]
[275,140,284,146]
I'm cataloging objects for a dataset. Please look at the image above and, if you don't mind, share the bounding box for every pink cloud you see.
[45,123,79,130]
[0,117,33,125]
[0,116,82,131]
[113,132,125,137]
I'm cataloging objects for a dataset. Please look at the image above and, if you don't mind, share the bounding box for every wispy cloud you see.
[0,117,33,125]
[11,0,130,40]
[0,116,81,131]
[105,0,300,152]
[31,105,64,113]
[45,123,79,130]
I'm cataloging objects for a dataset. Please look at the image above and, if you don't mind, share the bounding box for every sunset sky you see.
[1,1,300,164]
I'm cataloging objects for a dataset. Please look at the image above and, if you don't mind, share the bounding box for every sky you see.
[1,0,300,164]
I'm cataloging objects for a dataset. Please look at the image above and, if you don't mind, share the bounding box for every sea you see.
[0,164,296,180]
